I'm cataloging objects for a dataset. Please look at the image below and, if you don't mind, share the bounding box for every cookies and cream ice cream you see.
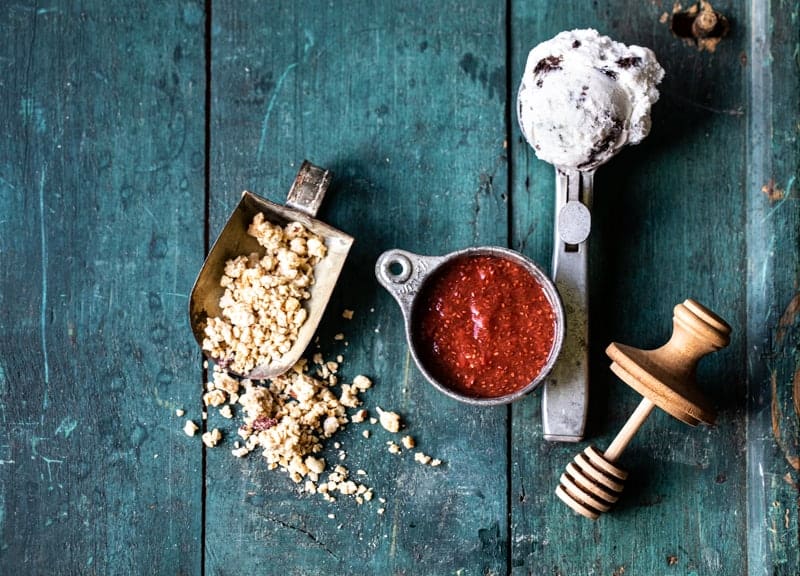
[517,29,664,171]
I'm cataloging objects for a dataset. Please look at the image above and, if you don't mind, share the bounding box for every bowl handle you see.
[375,249,442,318]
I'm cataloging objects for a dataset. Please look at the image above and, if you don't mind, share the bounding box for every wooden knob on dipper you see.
[555,299,731,520]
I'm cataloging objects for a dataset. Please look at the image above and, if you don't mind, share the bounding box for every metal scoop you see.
[189,161,354,379]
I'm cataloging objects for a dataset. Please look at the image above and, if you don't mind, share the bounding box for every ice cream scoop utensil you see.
[555,299,731,519]
[517,29,665,442]
[189,161,354,379]
[543,168,593,441]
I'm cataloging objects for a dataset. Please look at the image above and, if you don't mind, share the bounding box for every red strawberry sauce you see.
[413,255,557,398]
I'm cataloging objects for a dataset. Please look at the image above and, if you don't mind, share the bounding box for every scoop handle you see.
[542,167,593,442]
[286,160,333,217]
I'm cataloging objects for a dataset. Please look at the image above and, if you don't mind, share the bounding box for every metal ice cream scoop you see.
[517,29,664,442]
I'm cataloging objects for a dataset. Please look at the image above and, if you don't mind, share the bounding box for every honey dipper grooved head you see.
[555,446,628,520]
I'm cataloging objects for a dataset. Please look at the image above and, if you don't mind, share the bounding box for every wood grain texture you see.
[745,1,800,573]
[0,1,796,574]
[509,1,759,574]
[0,1,205,573]
[205,2,509,574]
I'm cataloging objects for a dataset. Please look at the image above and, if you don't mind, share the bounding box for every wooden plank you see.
[206,1,509,573]
[0,2,205,573]
[510,1,759,573]
[745,1,800,573]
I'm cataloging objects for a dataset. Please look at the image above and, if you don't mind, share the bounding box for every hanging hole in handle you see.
[383,254,413,283]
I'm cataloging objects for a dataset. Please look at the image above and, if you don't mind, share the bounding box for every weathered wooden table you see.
[2,1,798,574]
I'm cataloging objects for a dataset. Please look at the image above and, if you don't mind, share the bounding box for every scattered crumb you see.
[387,441,401,454]
[377,508,385,515]
[401,435,415,449]
[202,411,207,421]
[413,452,443,467]
[232,446,250,457]
[342,309,354,320]
[328,513,335,519]
[414,452,431,465]
[202,428,222,448]
[376,406,402,433]
[351,409,368,423]
[219,404,233,419]
[352,375,372,391]
[362,430,370,439]
[336,354,343,363]
[334,333,345,341]
[175,408,185,417]
[183,420,199,437]
[369,417,378,425]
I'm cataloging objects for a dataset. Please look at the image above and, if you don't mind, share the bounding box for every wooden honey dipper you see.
[555,299,732,520]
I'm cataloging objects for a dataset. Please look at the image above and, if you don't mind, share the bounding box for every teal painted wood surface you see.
[0,1,797,575]
[0,1,205,573]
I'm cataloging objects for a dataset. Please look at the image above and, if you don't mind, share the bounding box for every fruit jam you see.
[413,255,557,398]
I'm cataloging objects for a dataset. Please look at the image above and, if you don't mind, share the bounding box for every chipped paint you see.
[762,179,785,202]
[776,292,800,345]
[770,370,800,471]
[794,367,800,417]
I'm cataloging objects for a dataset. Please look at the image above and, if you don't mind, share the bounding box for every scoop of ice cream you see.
[517,29,664,171]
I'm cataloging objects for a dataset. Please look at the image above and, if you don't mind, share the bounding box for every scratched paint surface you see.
[0,1,205,573]
[205,2,509,574]
[1,1,798,574]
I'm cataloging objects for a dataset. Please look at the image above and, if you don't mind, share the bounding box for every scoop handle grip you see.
[542,168,593,442]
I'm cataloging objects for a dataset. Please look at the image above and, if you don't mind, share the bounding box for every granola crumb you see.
[232,446,250,457]
[201,411,207,421]
[362,430,370,439]
[342,309,354,320]
[336,354,344,363]
[219,404,233,419]
[334,333,345,341]
[175,408,185,417]
[352,375,372,391]
[430,458,442,467]
[377,508,385,515]
[401,435,415,449]
[369,417,378,425]
[387,441,401,454]
[351,409,368,423]
[183,420,199,437]
[376,406,401,433]
[202,428,222,448]
[414,452,432,465]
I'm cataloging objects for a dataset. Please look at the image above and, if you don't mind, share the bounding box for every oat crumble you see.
[376,406,401,433]
[183,420,199,437]
[201,214,327,375]
[202,428,222,447]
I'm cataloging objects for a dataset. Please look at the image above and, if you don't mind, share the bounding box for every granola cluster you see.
[202,213,327,375]
[184,312,446,511]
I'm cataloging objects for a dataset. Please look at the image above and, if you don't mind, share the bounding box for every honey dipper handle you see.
[603,398,655,462]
